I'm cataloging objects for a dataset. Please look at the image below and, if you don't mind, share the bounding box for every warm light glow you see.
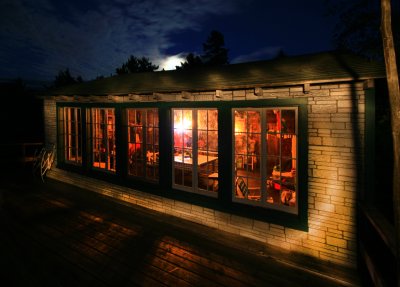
[235,119,245,133]
[175,117,192,133]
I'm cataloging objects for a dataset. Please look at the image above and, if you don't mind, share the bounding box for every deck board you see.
[0,176,361,287]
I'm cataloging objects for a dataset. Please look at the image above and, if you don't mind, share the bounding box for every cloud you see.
[230,46,282,64]
[0,0,245,81]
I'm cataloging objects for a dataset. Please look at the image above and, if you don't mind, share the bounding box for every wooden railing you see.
[0,142,43,166]
[21,142,44,163]
[358,203,396,287]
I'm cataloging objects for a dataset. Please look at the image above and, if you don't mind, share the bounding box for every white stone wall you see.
[305,82,364,265]
[46,81,367,268]
[43,97,57,146]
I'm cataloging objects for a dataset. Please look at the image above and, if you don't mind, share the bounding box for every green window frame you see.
[89,108,116,172]
[233,107,298,214]
[127,108,159,181]
[172,108,219,196]
[58,107,82,165]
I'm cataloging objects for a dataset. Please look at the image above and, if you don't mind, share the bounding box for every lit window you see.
[127,109,159,181]
[58,107,82,165]
[173,109,218,195]
[233,108,297,213]
[90,108,116,172]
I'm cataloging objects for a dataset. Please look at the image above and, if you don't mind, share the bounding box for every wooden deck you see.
[0,173,361,287]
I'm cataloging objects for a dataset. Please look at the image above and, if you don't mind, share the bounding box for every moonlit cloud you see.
[159,53,187,71]
[0,0,245,81]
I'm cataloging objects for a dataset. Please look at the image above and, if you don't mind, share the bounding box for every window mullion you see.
[74,109,79,163]
[69,108,73,160]
[142,110,147,176]
[261,110,267,203]
[192,109,198,191]
[279,109,282,203]
[63,108,67,160]
[104,110,109,170]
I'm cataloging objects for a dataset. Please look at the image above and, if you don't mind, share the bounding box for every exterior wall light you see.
[254,87,263,96]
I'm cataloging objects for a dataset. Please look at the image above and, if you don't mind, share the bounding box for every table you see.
[174,154,218,166]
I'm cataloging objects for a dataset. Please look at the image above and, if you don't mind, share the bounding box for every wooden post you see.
[381,0,400,285]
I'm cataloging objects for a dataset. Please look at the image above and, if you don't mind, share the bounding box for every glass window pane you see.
[92,108,115,172]
[61,107,82,165]
[198,110,208,129]
[147,110,154,126]
[282,109,296,134]
[183,130,192,149]
[173,109,193,187]
[234,107,298,211]
[233,109,262,200]
[127,108,159,181]
[266,109,279,133]
[174,109,218,194]
[198,130,207,151]
[247,111,261,133]
[208,130,218,151]
[208,109,218,130]
[266,133,280,156]
[249,133,261,155]
[235,133,247,155]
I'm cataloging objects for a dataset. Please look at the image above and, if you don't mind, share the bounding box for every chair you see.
[236,176,249,198]
[246,154,257,171]
[32,143,55,182]
[236,176,261,200]
[208,172,219,192]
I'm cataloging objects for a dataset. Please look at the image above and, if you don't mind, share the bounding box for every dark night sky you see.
[0,0,340,82]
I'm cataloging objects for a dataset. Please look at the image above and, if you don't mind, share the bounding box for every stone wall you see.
[305,82,364,265]
[43,97,57,147]
[44,81,367,268]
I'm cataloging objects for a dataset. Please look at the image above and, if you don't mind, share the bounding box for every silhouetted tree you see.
[177,30,229,70]
[274,48,287,59]
[201,30,229,66]
[176,53,203,70]
[326,0,399,62]
[54,68,83,88]
[0,78,26,96]
[116,55,159,75]
[0,79,43,143]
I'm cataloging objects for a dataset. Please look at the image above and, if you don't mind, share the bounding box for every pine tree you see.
[54,68,82,88]
[176,53,203,70]
[116,56,159,75]
[201,30,229,66]
[177,30,229,70]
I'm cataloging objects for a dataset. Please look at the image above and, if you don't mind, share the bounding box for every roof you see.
[47,51,386,96]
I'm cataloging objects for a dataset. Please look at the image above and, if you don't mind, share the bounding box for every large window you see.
[173,109,218,195]
[58,107,82,165]
[56,103,305,226]
[233,108,298,213]
[90,108,116,172]
[127,109,159,181]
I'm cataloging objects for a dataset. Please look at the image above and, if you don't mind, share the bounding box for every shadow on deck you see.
[0,167,362,287]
